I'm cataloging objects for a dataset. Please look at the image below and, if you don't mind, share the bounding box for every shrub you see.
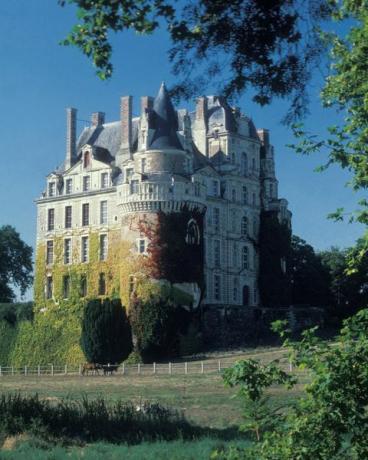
[129,292,194,362]
[80,298,132,364]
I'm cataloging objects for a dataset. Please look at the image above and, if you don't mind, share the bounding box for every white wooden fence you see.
[0,351,295,377]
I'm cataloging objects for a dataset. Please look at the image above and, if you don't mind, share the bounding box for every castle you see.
[34,83,291,312]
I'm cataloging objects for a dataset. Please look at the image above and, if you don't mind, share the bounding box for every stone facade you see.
[35,83,291,310]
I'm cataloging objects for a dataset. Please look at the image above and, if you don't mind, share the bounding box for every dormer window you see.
[48,182,56,197]
[83,151,91,168]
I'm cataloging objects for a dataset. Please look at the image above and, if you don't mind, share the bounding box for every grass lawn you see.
[0,369,308,429]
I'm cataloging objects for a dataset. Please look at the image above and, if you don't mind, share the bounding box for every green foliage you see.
[81,298,132,364]
[179,322,203,356]
[0,393,196,444]
[59,0,333,120]
[217,308,368,459]
[0,302,33,324]
[222,360,295,442]
[0,226,33,302]
[129,292,190,362]
[258,211,291,307]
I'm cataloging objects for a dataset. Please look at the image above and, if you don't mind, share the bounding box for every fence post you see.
[289,361,293,373]
[11,366,14,376]
[169,362,172,375]
[51,364,54,376]
[201,361,204,374]
[218,360,221,372]
[0,366,2,377]
[138,363,141,374]
[79,364,82,376]
[185,362,188,375]
[122,363,125,375]
[24,365,27,376]
[153,362,156,374]
[64,364,67,375]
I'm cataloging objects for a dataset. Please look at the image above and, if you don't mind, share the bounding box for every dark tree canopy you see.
[59,0,333,120]
[80,298,132,364]
[290,235,332,306]
[0,226,33,303]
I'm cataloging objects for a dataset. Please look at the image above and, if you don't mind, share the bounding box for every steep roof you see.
[148,83,183,151]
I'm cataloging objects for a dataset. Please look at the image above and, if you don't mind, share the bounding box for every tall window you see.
[65,178,73,194]
[100,201,107,225]
[46,276,53,299]
[242,246,249,269]
[81,236,89,263]
[252,157,256,171]
[241,216,248,236]
[233,278,239,302]
[214,240,220,267]
[138,239,146,254]
[242,186,248,205]
[231,189,236,202]
[83,176,90,192]
[47,209,55,231]
[62,275,70,299]
[48,182,56,197]
[241,153,248,175]
[100,234,108,261]
[214,274,221,301]
[130,180,139,194]
[82,203,89,226]
[231,210,237,233]
[65,206,72,229]
[46,240,53,265]
[80,275,87,297]
[101,172,109,189]
[64,238,71,264]
[98,273,106,295]
[213,207,220,232]
[212,180,219,197]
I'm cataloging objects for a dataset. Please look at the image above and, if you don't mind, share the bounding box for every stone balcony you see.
[118,180,207,214]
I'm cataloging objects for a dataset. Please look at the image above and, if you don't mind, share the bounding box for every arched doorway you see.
[242,285,250,306]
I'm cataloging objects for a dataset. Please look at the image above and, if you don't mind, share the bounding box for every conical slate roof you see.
[148,83,183,150]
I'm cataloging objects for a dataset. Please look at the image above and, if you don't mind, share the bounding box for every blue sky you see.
[0,1,364,279]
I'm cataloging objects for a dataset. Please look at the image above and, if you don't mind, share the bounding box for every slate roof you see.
[147,83,183,151]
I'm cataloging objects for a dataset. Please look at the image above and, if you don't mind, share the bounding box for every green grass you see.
[1,438,252,459]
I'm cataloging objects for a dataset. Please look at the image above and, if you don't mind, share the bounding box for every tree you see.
[290,235,332,306]
[213,311,368,459]
[59,0,333,119]
[290,2,368,225]
[80,298,132,364]
[0,225,33,303]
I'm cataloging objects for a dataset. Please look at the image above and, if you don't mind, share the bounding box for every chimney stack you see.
[141,96,153,116]
[65,107,77,170]
[120,96,132,157]
[195,96,207,122]
[257,129,270,146]
[91,111,105,127]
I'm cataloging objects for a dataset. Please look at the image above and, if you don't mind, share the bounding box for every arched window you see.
[242,246,249,269]
[241,153,248,175]
[185,218,200,245]
[241,216,248,236]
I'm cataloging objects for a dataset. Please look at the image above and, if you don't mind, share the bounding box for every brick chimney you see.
[141,96,153,116]
[91,111,105,127]
[196,96,207,122]
[65,107,77,170]
[120,96,132,156]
